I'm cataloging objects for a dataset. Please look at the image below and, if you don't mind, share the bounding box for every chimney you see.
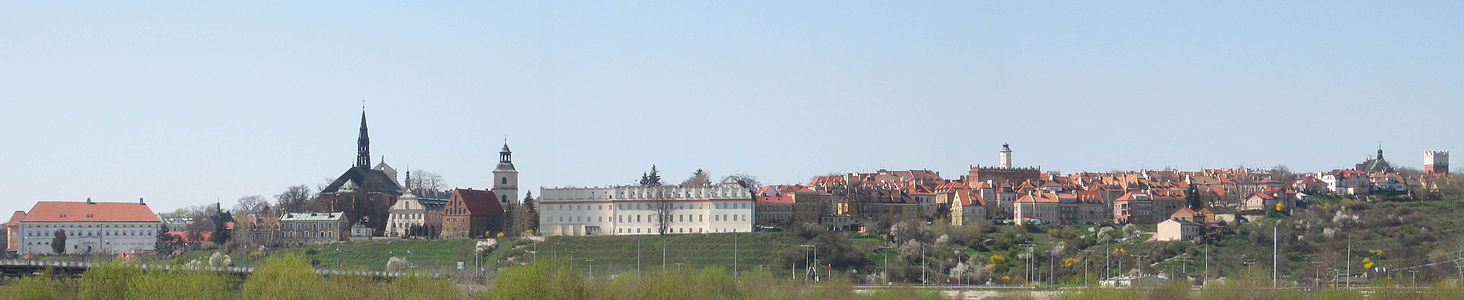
[139,198,145,205]
[87,197,94,205]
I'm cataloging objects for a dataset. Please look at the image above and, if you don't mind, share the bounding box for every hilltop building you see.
[315,111,403,236]
[1425,151,1450,175]
[969,143,1041,187]
[1355,147,1395,173]
[492,143,520,206]
[7,199,162,255]
[539,182,754,236]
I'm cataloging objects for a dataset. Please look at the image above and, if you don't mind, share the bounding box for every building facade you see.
[442,188,504,238]
[539,183,754,236]
[279,212,347,246]
[12,199,162,255]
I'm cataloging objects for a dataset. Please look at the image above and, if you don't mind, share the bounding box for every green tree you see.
[80,261,138,300]
[155,226,172,256]
[52,229,66,255]
[1186,185,1203,210]
[639,165,663,187]
[242,253,324,299]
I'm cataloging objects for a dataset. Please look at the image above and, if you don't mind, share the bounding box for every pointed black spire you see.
[356,110,370,168]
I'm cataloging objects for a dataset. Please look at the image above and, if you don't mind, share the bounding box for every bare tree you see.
[406,170,446,192]
[274,185,315,213]
[652,188,674,235]
[232,195,270,215]
[681,169,711,188]
[721,173,761,191]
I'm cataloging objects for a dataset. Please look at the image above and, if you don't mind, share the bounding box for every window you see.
[501,177,508,184]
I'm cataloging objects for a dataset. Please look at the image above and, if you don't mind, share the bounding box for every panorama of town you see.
[3,111,1460,299]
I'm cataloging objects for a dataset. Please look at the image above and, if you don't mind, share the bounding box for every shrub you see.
[242,253,324,299]
[80,261,139,300]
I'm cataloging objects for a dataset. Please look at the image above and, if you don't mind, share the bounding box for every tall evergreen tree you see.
[1186,185,1203,210]
[52,229,67,255]
[639,165,663,187]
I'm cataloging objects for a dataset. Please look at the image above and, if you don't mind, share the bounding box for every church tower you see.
[1426,151,1450,175]
[493,142,519,206]
[356,111,371,168]
[1000,143,1013,168]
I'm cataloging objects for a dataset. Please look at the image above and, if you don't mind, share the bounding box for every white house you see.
[385,191,426,237]
[13,199,162,255]
[539,182,754,236]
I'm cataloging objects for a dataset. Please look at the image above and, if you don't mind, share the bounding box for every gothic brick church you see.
[315,111,402,236]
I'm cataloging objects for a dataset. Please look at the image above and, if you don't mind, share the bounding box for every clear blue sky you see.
[3,2,1461,214]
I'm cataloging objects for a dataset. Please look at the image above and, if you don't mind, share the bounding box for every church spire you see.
[356,110,370,168]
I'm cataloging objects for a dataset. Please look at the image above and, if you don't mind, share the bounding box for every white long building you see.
[7,199,162,255]
[539,183,754,236]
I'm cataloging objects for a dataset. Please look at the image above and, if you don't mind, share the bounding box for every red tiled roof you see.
[1015,192,1060,203]
[6,211,26,227]
[1171,207,1200,217]
[165,231,212,244]
[1115,191,1151,202]
[1251,192,1276,200]
[756,195,794,204]
[22,201,160,223]
[451,189,504,217]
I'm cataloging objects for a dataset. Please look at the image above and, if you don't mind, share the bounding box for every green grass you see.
[525,233,817,275]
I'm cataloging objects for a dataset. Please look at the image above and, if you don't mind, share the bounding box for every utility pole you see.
[662,236,667,270]
[1204,243,1209,288]
[1346,239,1352,289]
[1273,224,1278,289]
[636,236,641,275]
[734,231,739,278]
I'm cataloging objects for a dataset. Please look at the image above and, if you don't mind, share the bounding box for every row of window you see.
[552,213,749,224]
[546,202,752,212]
[27,230,148,237]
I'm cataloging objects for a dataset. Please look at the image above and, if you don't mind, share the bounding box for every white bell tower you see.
[493,142,519,206]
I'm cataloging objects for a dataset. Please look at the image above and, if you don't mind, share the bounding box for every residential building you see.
[234,215,280,246]
[13,199,162,255]
[279,212,347,246]
[442,188,504,238]
[792,191,824,225]
[538,182,754,236]
[754,191,794,226]
[1155,218,1201,242]
[950,190,986,226]
[1013,192,1060,224]
[1113,192,1154,224]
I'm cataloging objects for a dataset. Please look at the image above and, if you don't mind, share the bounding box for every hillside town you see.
[4,111,1460,291]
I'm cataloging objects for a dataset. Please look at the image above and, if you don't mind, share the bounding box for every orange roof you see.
[22,201,160,223]
[1115,191,1151,202]
[1015,192,1060,203]
[1171,207,1200,218]
[958,191,986,206]
[165,231,212,244]
[756,195,794,204]
[6,211,26,227]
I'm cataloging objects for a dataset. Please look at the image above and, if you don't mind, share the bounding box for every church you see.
[315,111,403,236]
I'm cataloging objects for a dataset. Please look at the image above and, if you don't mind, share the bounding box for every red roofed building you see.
[1113,192,1155,224]
[1014,192,1061,224]
[442,188,504,238]
[6,211,27,254]
[14,199,162,255]
[951,190,987,226]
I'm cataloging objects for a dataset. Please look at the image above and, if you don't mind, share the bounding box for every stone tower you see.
[493,142,519,206]
[1425,150,1450,175]
[1000,143,1013,168]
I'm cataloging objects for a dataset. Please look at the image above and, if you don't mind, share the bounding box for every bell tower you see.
[493,141,519,206]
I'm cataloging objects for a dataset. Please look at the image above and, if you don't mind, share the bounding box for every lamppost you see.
[586,259,595,277]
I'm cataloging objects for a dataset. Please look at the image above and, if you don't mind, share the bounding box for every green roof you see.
[281,212,346,221]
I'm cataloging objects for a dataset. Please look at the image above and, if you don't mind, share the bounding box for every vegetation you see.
[484,257,943,300]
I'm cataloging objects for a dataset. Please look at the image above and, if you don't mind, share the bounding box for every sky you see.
[2,1,1461,215]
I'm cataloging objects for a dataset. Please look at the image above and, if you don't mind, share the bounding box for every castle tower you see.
[493,142,519,206]
[1425,151,1450,175]
[1000,143,1013,168]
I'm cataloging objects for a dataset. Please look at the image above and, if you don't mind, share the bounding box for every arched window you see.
[501,177,508,184]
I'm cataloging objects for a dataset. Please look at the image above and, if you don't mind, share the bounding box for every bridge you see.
[0,259,413,280]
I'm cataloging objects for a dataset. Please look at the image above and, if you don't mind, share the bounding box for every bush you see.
[242,253,324,299]
[125,269,231,300]
[3,271,66,300]
[80,261,139,300]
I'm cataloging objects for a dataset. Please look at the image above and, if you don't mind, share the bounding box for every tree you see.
[721,173,761,191]
[1270,165,1297,183]
[681,169,711,188]
[274,185,314,213]
[639,165,663,187]
[522,191,538,233]
[406,170,446,192]
[52,229,66,255]
[185,216,210,243]
[233,195,270,216]
[156,226,172,255]
[1186,185,1203,210]
[653,189,674,235]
